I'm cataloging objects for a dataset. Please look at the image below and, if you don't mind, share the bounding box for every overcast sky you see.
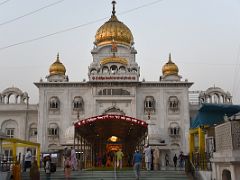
[0,0,240,104]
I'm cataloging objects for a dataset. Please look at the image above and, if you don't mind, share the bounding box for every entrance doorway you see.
[74,114,148,168]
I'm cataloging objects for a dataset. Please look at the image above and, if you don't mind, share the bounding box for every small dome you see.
[95,1,133,47]
[49,53,66,75]
[162,54,179,76]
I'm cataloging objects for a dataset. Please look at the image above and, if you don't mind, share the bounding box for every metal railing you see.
[191,152,212,171]
[0,155,13,172]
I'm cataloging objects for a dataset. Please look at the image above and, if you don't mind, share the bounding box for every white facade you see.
[34,4,193,156]
[0,2,193,162]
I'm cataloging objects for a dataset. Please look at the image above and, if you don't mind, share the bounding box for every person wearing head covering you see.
[64,157,72,180]
[71,147,77,170]
[143,144,152,171]
[133,150,142,180]
[30,160,40,180]
[45,156,51,180]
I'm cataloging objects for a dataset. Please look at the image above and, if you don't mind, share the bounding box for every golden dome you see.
[95,1,133,47]
[162,54,179,76]
[49,53,66,75]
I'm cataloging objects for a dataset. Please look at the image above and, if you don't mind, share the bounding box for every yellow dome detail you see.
[49,53,66,75]
[162,54,179,76]
[95,1,133,47]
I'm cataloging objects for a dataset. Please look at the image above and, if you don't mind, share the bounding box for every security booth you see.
[0,136,40,180]
[74,114,148,168]
[0,137,40,168]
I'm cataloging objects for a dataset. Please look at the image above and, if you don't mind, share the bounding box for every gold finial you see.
[56,53,60,62]
[112,1,116,16]
[168,53,172,62]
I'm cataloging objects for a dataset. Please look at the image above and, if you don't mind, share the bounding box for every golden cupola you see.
[95,1,133,47]
[162,54,179,76]
[49,53,66,75]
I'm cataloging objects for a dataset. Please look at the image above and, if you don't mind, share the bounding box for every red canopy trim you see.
[74,114,148,128]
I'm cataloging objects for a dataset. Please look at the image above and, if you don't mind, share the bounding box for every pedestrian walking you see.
[45,156,51,180]
[71,147,77,170]
[64,157,72,180]
[24,148,32,172]
[173,154,177,168]
[179,151,184,168]
[143,144,152,171]
[30,160,40,180]
[133,150,142,180]
[116,149,124,169]
[165,153,169,167]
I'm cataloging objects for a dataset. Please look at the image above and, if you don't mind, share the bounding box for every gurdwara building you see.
[0,1,195,167]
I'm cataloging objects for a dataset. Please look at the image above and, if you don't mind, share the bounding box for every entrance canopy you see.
[74,114,148,148]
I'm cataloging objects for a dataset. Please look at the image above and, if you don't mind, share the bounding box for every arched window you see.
[110,65,118,74]
[48,123,59,137]
[119,66,126,73]
[168,96,179,112]
[90,69,97,74]
[144,96,155,114]
[222,169,231,180]
[1,119,18,138]
[73,96,84,111]
[169,123,180,137]
[49,97,60,109]
[102,66,109,74]
[131,68,137,73]
[29,123,37,137]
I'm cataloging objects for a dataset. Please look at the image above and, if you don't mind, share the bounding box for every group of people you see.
[133,145,185,180]
[21,146,184,180]
[21,147,78,180]
[96,149,124,169]
[63,147,78,179]
[22,148,40,180]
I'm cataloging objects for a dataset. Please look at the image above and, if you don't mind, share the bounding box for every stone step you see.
[22,170,189,180]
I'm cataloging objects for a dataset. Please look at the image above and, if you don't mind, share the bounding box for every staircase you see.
[22,169,190,180]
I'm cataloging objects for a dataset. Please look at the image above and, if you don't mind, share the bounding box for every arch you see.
[1,87,29,104]
[29,123,38,137]
[102,66,109,74]
[49,96,60,109]
[168,96,180,112]
[119,66,126,73]
[90,68,97,74]
[199,87,233,104]
[144,96,155,114]
[131,68,137,73]
[103,106,125,115]
[222,169,231,180]
[48,123,59,136]
[169,122,180,136]
[110,65,118,74]
[73,96,84,111]
[1,119,18,138]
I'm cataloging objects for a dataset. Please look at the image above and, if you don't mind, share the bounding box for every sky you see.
[0,0,240,104]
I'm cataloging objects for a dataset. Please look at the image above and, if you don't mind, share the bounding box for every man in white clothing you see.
[143,144,152,171]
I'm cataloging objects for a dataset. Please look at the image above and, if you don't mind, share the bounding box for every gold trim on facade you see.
[100,56,128,65]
